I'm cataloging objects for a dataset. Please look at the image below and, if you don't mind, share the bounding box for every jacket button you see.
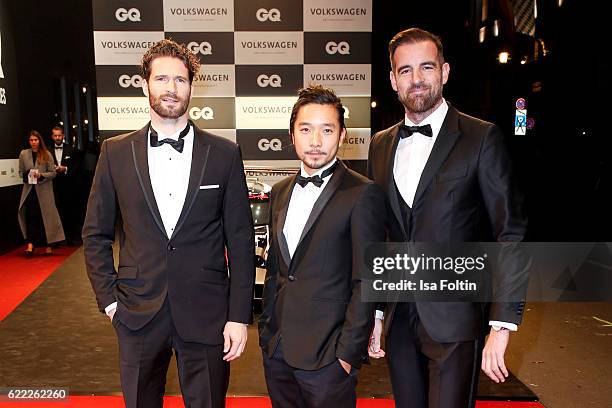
[167,244,176,251]
[288,275,296,281]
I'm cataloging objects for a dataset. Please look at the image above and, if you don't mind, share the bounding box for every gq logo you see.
[258,138,282,151]
[256,8,281,22]
[115,8,141,22]
[187,41,212,56]
[118,74,143,88]
[256,74,282,88]
[325,41,350,55]
[343,106,350,119]
[189,106,214,120]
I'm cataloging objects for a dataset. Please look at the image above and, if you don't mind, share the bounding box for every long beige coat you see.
[18,149,65,244]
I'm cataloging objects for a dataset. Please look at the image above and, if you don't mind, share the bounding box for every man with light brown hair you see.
[83,39,255,408]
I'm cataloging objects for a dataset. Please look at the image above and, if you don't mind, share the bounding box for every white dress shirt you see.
[147,124,193,238]
[390,100,517,332]
[54,145,63,165]
[283,158,337,258]
[105,123,193,316]
[393,99,448,208]
[54,144,68,174]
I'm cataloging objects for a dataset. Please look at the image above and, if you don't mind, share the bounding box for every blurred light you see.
[59,121,64,125]
[84,119,89,125]
[532,81,542,92]
[498,52,509,64]
[479,27,486,43]
[540,39,548,56]
[82,86,87,94]
[558,0,563,6]
[520,58,527,65]
[493,20,499,37]
[481,0,488,22]
[534,0,538,19]
[72,125,77,129]
[371,101,377,108]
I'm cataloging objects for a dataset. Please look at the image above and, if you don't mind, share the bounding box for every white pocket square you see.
[199,184,219,190]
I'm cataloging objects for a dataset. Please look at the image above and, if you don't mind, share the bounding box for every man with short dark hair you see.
[50,126,77,245]
[367,28,528,408]
[259,85,386,408]
[83,39,255,408]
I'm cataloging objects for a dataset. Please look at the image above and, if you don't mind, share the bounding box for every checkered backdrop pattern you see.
[92,0,372,167]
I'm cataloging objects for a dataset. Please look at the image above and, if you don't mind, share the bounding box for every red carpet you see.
[0,246,77,321]
[0,249,543,408]
[0,396,543,407]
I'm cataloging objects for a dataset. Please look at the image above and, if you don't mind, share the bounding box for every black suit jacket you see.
[51,143,75,166]
[83,124,255,345]
[51,143,76,187]
[259,161,387,370]
[368,105,527,343]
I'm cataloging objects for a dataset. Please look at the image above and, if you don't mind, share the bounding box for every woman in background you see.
[18,130,65,255]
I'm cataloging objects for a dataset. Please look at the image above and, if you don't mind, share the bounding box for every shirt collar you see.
[404,98,448,140]
[149,122,190,141]
[299,157,338,178]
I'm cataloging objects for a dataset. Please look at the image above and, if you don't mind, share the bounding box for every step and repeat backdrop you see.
[92,0,372,167]
[0,0,21,187]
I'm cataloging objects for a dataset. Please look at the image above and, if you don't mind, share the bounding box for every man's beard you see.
[398,81,443,114]
[297,148,335,171]
[149,91,189,119]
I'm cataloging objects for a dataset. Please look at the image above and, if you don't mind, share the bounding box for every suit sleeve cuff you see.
[105,302,117,316]
[489,320,518,331]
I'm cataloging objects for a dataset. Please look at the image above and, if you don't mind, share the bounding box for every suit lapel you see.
[131,126,168,240]
[51,148,58,166]
[171,127,211,240]
[26,150,35,169]
[412,106,461,206]
[275,174,298,268]
[294,161,346,251]
[384,123,407,237]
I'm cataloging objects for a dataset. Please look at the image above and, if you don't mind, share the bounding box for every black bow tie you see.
[55,145,63,149]
[149,122,191,153]
[400,124,433,138]
[295,160,339,188]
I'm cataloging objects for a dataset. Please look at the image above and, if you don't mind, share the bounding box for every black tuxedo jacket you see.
[51,143,74,167]
[83,124,255,345]
[368,105,527,343]
[259,162,387,370]
[51,143,76,185]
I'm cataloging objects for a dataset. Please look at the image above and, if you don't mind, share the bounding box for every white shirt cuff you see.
[489,320,518,331]
[105,302,117,316]
[375,310,385,320]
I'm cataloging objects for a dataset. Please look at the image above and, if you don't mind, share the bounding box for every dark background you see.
[0,0,609,253]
